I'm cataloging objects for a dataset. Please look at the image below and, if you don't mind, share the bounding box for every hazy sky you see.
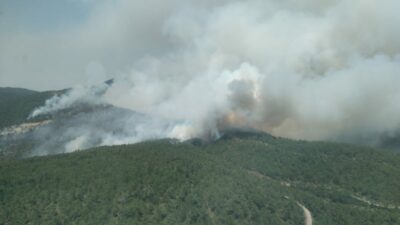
[0,0,92,90]
[0,0,224,90]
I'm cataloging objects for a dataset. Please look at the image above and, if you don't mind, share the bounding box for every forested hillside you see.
[1,132,399,225]
[0,88,60,129]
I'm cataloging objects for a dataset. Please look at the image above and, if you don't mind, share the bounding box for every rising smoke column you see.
[105,0,400,145]
[28,0,400,152]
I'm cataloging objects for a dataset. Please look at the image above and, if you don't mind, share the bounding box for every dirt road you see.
[297,202,313,225]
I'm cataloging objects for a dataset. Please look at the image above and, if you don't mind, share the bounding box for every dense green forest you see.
[1,87,399,224]
[1,132,400,225]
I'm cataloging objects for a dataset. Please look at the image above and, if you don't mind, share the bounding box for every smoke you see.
[29,85,104,118]
[21,0,400,154]
[25,105,177,156]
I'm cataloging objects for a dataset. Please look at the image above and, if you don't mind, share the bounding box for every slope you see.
[1,133,400,225]
[0,140,303,225]
[0,87,61,129]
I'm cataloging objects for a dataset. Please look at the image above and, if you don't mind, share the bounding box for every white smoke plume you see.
[29,84,106,118]
[24,0,400,153]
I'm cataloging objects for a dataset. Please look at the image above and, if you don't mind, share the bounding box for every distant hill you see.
[0,83,133,158]
[0,87,63,129]
[1,132,400,224]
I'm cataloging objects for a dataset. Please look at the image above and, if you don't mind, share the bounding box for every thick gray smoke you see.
[26,0,400,153]
[27,106,177,156]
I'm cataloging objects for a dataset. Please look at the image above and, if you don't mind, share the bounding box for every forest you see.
[1,132,399,224]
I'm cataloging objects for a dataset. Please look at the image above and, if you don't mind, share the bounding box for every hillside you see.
[0,88,62,129]
[1,132,400,225]
[0,83,148,159]
[1,87,400,224]
[0,104,147,159]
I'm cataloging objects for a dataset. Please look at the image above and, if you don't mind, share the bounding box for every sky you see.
[0,0,211,90]
[0,0,93,90]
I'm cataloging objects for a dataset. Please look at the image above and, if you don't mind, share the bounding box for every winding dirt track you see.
[246,169,313,225]
[297,203,313,225]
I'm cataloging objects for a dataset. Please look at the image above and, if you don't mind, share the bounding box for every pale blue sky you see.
[0,0,234,90]
[0,0,171,90]
[0,0,90,32]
